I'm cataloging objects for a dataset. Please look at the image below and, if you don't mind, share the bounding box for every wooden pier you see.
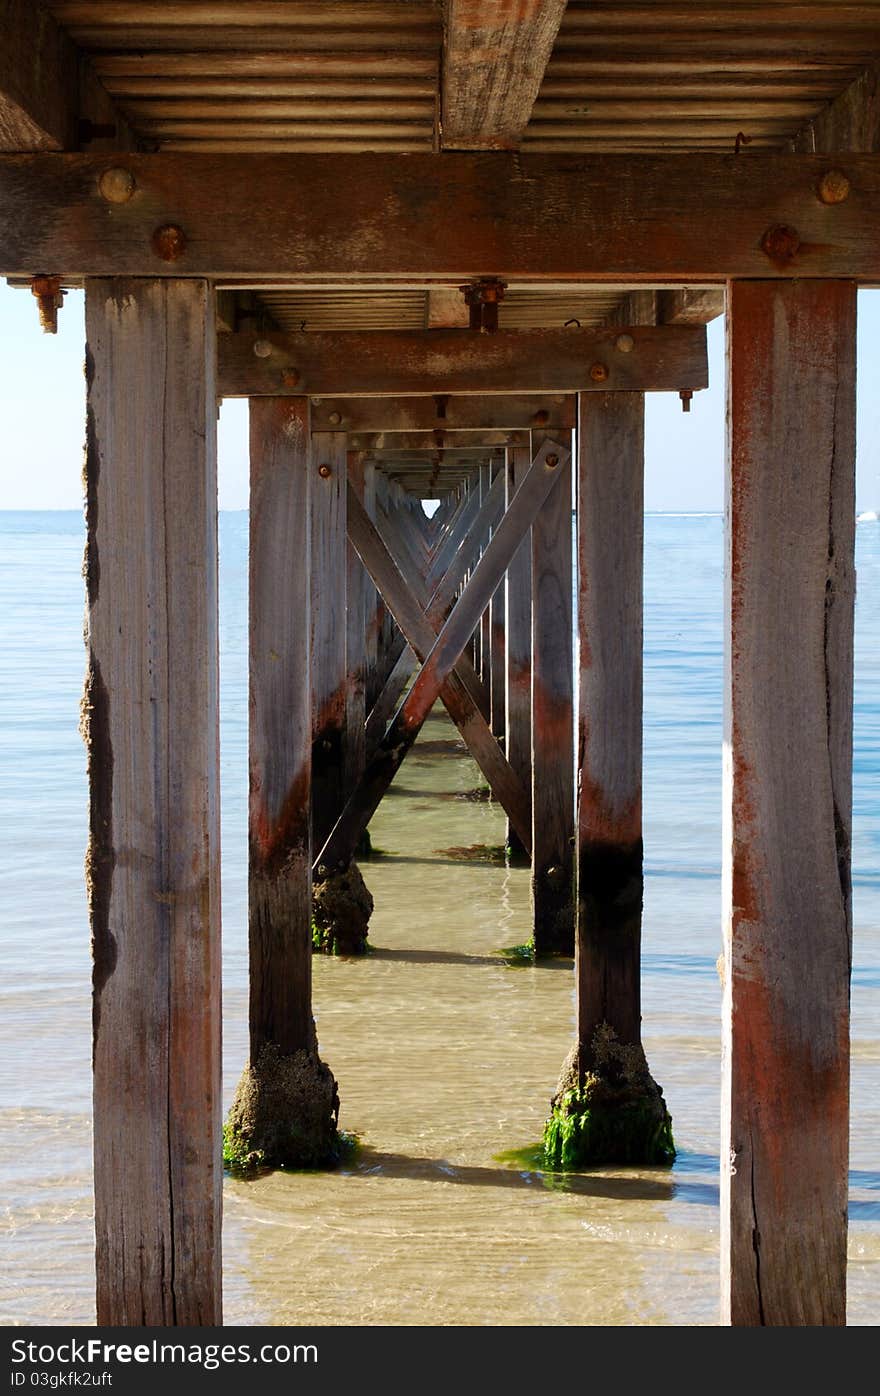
[1,0,875,1328]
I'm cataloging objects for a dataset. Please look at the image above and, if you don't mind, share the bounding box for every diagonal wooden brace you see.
[316,436,569,873]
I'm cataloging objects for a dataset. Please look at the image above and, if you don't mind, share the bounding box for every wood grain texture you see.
[531,429,575,956]
[0,0,78,149]
[792,58,880,152]
[3,153,880,280]
[345,450,368,799]
[248,397,314,1057]
[723,278,856,1327]
[217,326,708,397]
[311,396,575,433]
[505,445,532,859]
[84,278,220,1325]
[310,430,347,855]
[576,392,645,1053]
[442,0,568,149]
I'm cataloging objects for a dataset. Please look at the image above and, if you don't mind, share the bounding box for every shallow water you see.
[0,512,877,1326]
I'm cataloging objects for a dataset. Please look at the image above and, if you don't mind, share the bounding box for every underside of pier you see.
[1,0,875,1327]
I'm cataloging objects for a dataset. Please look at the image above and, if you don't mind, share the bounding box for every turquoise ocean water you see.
[0,511,877,1324]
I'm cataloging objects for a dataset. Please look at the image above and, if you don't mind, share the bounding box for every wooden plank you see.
[489,463,506,741]
[343,487,531,855]
[531,428,575,956]
[442,0,568,149]
[723,279,856,1327]
[85,277,220,1325]
[0,0,78,150]
[505,445,532,859]
[247,397,314,1055]
[479,466,492,705]
[310,430,347,853]
[5,153,880,281]
[575,391,645,1053]
[218,325,707,397]
[351,429,530,451]
[319,438,567,871]
[792,58,880,152]
[312,395,576,433]
[425,471,505,608]
[362,458,381,713]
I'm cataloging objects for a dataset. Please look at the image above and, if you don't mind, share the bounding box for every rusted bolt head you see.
[98,167,136,204]
[760,223,800,262]
[531,409,549,426]
[311,396,322,406]
[281,368,300,388]
[590,362,610,382]
[328,411,342,425]
[817,169,851,205]
[545,453,559,469]
[151,224,187,262]
[318,463,332,479]
[615,333,635,354]
[252,338,272,359]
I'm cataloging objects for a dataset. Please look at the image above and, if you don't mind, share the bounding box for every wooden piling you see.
[489,464,507,743]
[84,278,221,1326]
[310,429,348,855]
[345,449,368,800]
[723,279,856,1326]
[531,430,575,955]
[505,445,532,860]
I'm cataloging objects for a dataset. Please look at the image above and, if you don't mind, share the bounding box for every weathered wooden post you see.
[544,391,673,1168]
[505,444,532,861]
[227,397,339,1170]
[489,461,507,743]
[84,279,221,1325]
[311,429,372,953]
[531,429,575,955]
[723,279,855,1325]
[345,448,369,803]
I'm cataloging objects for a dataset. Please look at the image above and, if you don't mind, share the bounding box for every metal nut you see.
[590,362,610,382]
[253,339,272,359]
[328,411,342,425]
[281,368,301,388]
[151,224,187,262]
[98,167,136,204]
[318,464,332,479]
[817,169,851,205]
[615,333,635,354]
[546,453,559,468]
[760,224,800,263]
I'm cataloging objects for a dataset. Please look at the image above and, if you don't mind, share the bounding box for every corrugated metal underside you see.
[45,1,880,334]
[258,287,625,332]
[48,0,879,156]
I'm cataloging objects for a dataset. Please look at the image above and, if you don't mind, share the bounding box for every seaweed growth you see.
[543,1025,675,1169]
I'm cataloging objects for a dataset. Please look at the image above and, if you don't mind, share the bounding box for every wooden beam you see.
[575,391,645,1053]
[85,277,220,1325]
[792,59,880,153]
[312,396,575,433]
[345,487,531,854]
[3,153,880,281]
[0,0,78,150]
[217,326,708,397]
[246,397,314,1057]
[505,445,532,860]
[723,279,855,1327]
[319,436,568,872]
[531,428,575,956]
[351,429,530,451]
[310,431,347,853]
[345,450,368,800]
[442,0,568,150]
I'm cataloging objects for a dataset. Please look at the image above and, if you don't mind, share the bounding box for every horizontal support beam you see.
[1,153,878,281]
[217,326,707,397]
[310,395,576,433]
[349,429,530,450]
[0,0,78,150]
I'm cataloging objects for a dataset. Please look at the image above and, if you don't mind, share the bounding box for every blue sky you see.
[1,281,878,511]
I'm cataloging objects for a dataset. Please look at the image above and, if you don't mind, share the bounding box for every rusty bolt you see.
[760,224,800,263]
[532,409,549,426]
[151,224,187,262]
[545,453,559,469]
[311,396,322,406]
[98,167,136,204]
[30,275,63,334]
[253,338,272,359]
[615,333,635,354]
[328,411,342,425]
[281,368,300,388]
[590,362,609,383]
[318,463,332,479]
[817,169,851,205]
[680,390,693,414]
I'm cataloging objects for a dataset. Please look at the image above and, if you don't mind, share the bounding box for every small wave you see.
[857,510,879,523]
